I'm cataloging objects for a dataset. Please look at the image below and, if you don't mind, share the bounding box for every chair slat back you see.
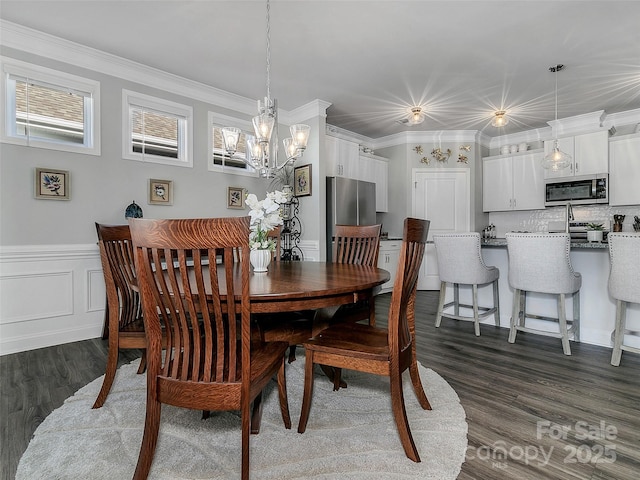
[388,218,429,354]
[129,217,251,388]
[96,223,139,329]
[333,224,382,266]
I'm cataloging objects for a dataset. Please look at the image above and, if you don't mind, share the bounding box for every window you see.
[1,58,100,155]
[208,112,257,176]
[122,90,192,167]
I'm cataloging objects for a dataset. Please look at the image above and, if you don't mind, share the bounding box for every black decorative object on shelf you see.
[280,196,303,261]
[125,201,143,219]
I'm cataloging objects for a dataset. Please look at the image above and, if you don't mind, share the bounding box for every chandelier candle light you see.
[222,0,310,178]
[542,64,572,171]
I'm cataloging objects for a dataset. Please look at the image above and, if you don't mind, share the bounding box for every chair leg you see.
[297,350,316,433]
[250,392,263,434]
[137,350,147,374]
[611,300,626,366]
[558,293,571,355]
[472,284,480,336]
[332,368,343,391]
[92,333,119,409]
[241,400,251,480]
[389,369,420,462]
[508,289,520,344]
[409,356,432,411]
[277,357,291,429]
[287,345,297,363]
[435,281,447,327]
[493,279,501,326]
[520,291,527,328]
[132,399,162,480]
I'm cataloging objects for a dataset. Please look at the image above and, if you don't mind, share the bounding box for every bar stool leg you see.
[435,281,447,328]
[472,284,480,336]
[509,289,521,343]
[611,299,626,366]
[492,279,500,326]
[557,293,571,355]
[453,283,460,316]
[572,291,580,342]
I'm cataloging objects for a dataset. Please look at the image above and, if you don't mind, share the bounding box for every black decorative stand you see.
[281,196,303,261]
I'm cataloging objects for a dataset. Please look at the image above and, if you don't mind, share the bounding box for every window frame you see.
[122,89,193,168]
[208,111,258,177]
[1,57,101,156]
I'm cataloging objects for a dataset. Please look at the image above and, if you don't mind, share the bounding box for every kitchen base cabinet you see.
[378,240,401,293]
[609,134,640,206]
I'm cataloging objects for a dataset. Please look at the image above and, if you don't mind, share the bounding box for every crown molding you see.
[283,99,332,125]
[0,20,258,116]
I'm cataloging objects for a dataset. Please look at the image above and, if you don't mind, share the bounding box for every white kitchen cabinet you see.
[359,155,388,212]
[544,131,609,179]
[483,152,545,212]
[609,134,640,206]
[377,240,401,293]
[326,136,359,177]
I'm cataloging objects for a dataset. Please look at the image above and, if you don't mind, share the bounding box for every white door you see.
[412,169,470,290]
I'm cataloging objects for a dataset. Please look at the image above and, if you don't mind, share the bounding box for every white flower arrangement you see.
[245,190,288,251]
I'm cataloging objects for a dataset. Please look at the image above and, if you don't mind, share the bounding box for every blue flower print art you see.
[43,174,62,195]
[35,168,69,200]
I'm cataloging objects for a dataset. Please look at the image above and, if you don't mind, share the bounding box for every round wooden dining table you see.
[244,261,390,314]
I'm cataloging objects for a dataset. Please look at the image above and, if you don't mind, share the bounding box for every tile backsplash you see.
[488,205,640,238]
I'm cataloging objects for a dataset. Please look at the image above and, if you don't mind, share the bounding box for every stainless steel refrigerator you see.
[326,176,377,262]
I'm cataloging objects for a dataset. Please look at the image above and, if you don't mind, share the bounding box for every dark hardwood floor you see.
[2,291,639,479]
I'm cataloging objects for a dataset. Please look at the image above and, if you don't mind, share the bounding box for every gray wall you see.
[0,47,270,246]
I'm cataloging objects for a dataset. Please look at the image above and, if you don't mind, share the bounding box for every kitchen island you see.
[463,238,640,350]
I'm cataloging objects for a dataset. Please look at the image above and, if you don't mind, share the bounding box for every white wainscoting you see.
[0,240,323,355]
[0,244,105,355]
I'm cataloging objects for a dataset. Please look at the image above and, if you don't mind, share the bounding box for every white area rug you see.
[17,354,467,479]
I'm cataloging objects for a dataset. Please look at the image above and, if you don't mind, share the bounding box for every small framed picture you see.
[35,168,69,200]
[294,164,312,197]
[148,179,173,205]
[227,186,245,209]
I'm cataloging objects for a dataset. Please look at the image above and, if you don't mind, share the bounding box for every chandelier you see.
[222,0,310,178]
[542,64,572,170]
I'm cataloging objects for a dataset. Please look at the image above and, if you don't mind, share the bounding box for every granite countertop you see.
[481,238,609,249]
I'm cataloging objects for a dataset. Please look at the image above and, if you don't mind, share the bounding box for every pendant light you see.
[222,0,310,178]
[542,64,572,171]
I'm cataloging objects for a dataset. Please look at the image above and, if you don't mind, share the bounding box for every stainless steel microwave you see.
[545,174,608,206]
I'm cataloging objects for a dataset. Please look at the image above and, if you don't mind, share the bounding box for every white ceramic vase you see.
[587,230,603,243]
[250,249,272,272]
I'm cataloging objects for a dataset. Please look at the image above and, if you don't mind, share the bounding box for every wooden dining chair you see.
[298,218,431,462]
[93,223,147,409]
[330,223,382,326]
[129,216,290,480]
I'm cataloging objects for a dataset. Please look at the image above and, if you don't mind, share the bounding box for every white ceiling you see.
[1,0,639,139]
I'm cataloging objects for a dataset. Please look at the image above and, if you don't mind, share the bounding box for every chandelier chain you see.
[265,0,271,100]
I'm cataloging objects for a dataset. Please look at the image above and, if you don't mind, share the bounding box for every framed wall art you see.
[227,186,245,209]
[294,164,312,197]
[148,179,173,205]
[35,168,69,200]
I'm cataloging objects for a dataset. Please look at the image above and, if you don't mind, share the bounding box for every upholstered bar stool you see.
[608,233,640,366]
[433,233,500,336]
[505,233,581,355]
